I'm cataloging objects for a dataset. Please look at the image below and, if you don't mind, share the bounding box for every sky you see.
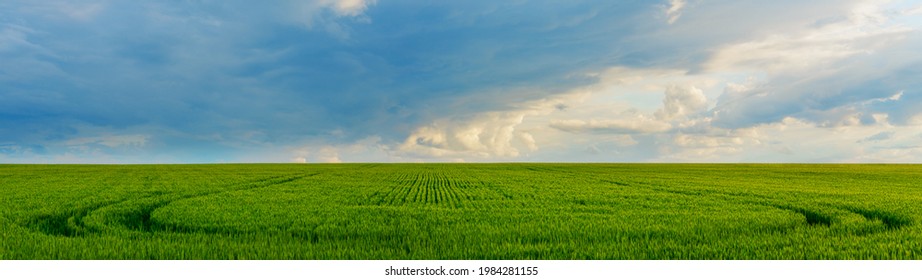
[2,0,922,163]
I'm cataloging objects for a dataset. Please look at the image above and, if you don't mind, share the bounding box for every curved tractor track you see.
[604,179,912,232]
[24,175,310,237]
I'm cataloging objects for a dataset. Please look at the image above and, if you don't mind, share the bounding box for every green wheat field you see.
[0,164,919,259]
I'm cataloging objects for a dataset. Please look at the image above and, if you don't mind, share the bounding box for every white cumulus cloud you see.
[656,85,708,121]
[398,111,532,159]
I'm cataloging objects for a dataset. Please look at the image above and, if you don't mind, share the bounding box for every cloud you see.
[0,144,46,156]
[0,25,35,52]
[665,0,686,24]
[10,1,107,22]
[398,112,532,159]
[704,21,910,73]
[546,79,705,137]
[314,147,343,163]
[402,0,922,163]
[858,131,895,143]
[1,1,662,164]
[672,133,744,148]
[655,85,708,120]
[287,136,388,163]
[706,1,921,129]
[331,0,377,17]
[905,5,922,15]
[57,2,106,21]
[65,134,149,148]
[392,89,598,160]
[550,115,672,134]
[853,146,922,162]
[910,114,922,125]
[286,0,377,38]
[518,132,538,152]
[288,0,377,20]
[2,0,922,163]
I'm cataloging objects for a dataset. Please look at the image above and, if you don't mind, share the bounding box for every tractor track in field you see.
[121,174,312,234]
[601,179,911,231]
[23,174,312,237]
